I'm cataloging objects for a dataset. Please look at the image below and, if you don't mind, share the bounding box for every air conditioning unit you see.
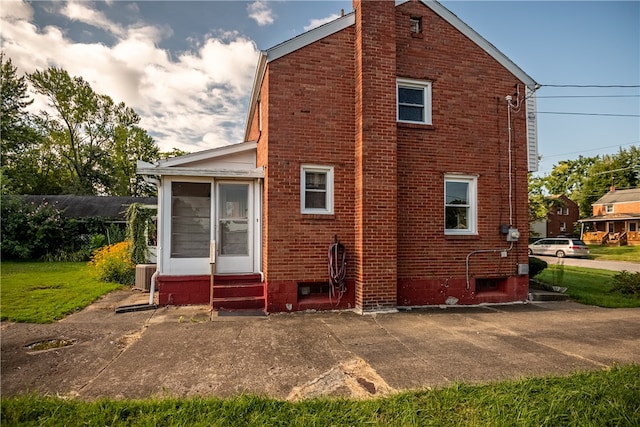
[135,264,157,291]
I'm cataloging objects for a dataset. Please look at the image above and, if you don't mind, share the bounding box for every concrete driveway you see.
[2,290,639,401]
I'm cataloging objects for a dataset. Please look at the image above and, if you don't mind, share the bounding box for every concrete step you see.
[529,288,570,302]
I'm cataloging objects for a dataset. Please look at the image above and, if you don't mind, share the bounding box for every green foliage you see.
[528,257,547,277]
[0,196,80,260]
[2,52,159,196]
[126,203,155,264]
[535,265,640,308]
[0,262,122,323]
[611,271,640,297]
[89,241,135,285]
[530,146,639,219]
[2,365,639,426]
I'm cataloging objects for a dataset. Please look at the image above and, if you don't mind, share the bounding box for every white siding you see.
[526,87,539,172]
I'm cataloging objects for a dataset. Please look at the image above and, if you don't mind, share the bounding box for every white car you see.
[528,238,590,258]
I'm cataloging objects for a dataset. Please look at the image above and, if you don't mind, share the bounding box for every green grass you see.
[0,262,123,323]
[1,365,638,426]
[534,263,640,308]
[588,245,640,262]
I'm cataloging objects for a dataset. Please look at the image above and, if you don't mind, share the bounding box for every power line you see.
[541,140,639,160]
[540,84,640,88]
[535,95,640,99]
[538,111,640,117]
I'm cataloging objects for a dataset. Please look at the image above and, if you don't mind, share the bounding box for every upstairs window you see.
[397,79,432,125]
[301,165,334,214]
[605,204,614,214]
[444,175,477,235]
[410,17,422,34]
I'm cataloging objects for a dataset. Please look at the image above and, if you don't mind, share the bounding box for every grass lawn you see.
[534,264,640,308]
[0,262,123,323]
[588,244,640,262]
[2,365,639,426]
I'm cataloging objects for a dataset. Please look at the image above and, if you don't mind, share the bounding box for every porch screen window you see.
[171,182,211,258]
[301,165,334,214]
[397,79,432,124]
[444,175,477,235]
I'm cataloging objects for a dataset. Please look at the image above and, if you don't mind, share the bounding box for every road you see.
[535,255,640,273]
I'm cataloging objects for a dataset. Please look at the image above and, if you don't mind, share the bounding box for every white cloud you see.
[0,0,260,153]
[247,1,275,26]
[0,0,33,21]
[304,13,340,32]
[61,0,126,37]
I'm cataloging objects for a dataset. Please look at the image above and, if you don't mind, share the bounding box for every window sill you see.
[397,122,435,131]
[444,234,480,240]
[301,214,335,220]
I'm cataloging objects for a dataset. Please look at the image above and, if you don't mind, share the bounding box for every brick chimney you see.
[353,0,398,312]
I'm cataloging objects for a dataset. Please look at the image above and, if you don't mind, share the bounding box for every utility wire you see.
[537,111,640,117]
[535,95,640,99]
[539,84,640,88]
[542,141,639,159]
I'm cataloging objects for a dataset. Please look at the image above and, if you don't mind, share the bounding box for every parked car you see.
[528,238,590,258]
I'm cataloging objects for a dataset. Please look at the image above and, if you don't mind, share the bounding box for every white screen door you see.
[216,182,253,273]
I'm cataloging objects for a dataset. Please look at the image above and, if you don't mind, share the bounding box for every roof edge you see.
[155,141,257,168]
[417,0,537,87]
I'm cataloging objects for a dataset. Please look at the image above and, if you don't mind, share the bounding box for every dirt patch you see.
[287,357,394,401]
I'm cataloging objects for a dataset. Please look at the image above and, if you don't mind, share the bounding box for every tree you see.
[0,53,52,194]
[531,146,640,220]
[27,66,159,195]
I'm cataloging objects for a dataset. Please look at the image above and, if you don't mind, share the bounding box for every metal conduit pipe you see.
[465,242,514,291]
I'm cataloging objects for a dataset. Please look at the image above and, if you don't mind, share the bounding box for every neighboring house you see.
[579,187,640,246]
[530,195,579,238]
[138,0,539,313]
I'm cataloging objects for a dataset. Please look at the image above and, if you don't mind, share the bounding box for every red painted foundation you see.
[157,275,211,305]
[157,275,528,311]
[397,276,529,307]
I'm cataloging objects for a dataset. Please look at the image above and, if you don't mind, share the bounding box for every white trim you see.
[158,141,257,168]
[163,177,214,275]
[301,165,334,215]
[444,174,478,235]
[266,13,355,63]
[397,78,432,125]
[137,166,264,179]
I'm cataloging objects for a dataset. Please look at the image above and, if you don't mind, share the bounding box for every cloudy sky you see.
[1,1,638,175]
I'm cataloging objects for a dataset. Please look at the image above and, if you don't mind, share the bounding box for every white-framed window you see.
[556,207,569,215]
[444,174,477,235]
[560,222,567,232]
[170,181,211,258]
[301,165,334,214]
[397,78,432,125]
[605,204,614,214]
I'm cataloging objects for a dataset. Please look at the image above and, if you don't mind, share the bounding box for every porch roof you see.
[579,213,640,222]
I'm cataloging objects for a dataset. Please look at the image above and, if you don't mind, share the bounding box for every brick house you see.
[530,195,580,238]
[579,187,640,246]
[138,0,539,313]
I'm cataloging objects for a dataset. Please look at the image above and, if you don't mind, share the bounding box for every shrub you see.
[529,257,548,278]
[89,241,135,285]
[0,196,80,260]
[610,270,640,297]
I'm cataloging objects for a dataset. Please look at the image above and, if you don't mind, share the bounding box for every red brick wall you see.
[256,0,532,311]
[354,0,398,312]
[394,1,530,305]
[259,26,357,310]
